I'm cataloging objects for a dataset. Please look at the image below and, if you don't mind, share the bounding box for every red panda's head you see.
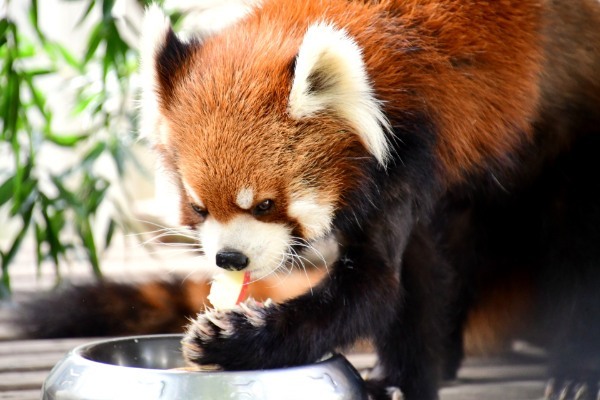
[139,2,391,277]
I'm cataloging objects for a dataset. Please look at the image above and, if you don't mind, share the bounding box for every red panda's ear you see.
[139,4,196,146]
[288,23,392,167]
[168,0,262,38]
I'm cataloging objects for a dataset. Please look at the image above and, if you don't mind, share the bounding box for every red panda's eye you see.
[253,199,274,216]
[190,203,208,219]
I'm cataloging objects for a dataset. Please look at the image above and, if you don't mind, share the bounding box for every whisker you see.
[287,246,314,296]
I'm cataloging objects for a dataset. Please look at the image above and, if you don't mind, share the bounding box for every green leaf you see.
[2,201,34,273]
[28,0,44,42]
[53,43,82,72]
[76,1,96,28]
[9,160,36,217]
[82,141,107,167]
[0,256,11,300]
[39,200,64,268]
[101,0,116,20]
[110,139,126,176]
[83,23,103,64]
[87,180,109,213]
[72,92,100,115]
[77,216,102,278]
[10,178,37,218]
[44,132,89,147]
[34,221,44,273]
[49,175,82,214]
[104,218,116,249]
[26,68,55,76]
[2,68,20,141]
[0,19,9,44]
[23,74,48,119]
[0,176,15,207]
[17,42,36,58]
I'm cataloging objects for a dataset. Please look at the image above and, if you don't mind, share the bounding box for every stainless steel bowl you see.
[42,334,367,400]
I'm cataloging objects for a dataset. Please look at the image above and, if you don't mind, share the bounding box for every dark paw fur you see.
[182,299,272,370]
[544,378,599,400]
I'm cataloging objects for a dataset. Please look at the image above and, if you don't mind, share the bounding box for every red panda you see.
[19,0,600,399]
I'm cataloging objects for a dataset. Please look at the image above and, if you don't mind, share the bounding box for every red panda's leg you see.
[366,225,456,400]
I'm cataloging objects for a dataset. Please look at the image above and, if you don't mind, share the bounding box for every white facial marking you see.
[289,22,392,166]
[199,215,291,279]
[183,180,204,207]
[289,192,334,240]
[235,187,254,210]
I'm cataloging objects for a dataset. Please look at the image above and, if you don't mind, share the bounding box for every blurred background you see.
[0,0,196,301]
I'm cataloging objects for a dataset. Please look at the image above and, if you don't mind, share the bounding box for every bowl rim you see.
[66,333,345,375]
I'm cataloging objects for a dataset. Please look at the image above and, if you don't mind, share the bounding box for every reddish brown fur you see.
[158,0,545,204]
[463,273,535,356]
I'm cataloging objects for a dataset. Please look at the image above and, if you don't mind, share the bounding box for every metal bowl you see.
[42,334,367,400]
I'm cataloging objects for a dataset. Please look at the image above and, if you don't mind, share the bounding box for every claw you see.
[387,387,403,400]
[559,381,573,400]
[573,383,587,400]
[545,379,600,400]
[204,309,235,337]
[546,379,557,400]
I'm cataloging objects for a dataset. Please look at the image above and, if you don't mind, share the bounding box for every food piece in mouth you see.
[207,271,251,309]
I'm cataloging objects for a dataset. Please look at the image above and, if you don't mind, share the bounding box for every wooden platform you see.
[0,239,548,399]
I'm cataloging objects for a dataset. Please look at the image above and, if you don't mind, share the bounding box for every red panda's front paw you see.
[181,300,273,370]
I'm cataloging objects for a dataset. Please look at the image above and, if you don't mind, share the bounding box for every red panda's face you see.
[173,114,343,278]
[139,4,391,277]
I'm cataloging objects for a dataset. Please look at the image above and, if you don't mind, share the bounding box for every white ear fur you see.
[289,23,392,167]
[138,4,172,145]
[164,0,262,39]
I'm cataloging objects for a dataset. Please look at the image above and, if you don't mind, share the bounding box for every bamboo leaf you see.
[82,141,107,167]
[40,202,63,268]
[23,74,48,119]
[72,92,100,115]
[86,179,109,213]
[17,42,36,58]
[28,0,44,41]
[0,177,15,207]
[83,23,103,64]
[78,216,102,278]
[101,0,115,20]
[110,139,126,176]
[44,132,89,147]
[76,1,96,28]
[3,68,20,141]
[49,175,82,213]
[53,43,82,72]
[34,221,44,273]
[0,255,11,300]
[26,68,54,76]
[0,19,9,44]
[104,218,116,249]
[2,201,34,272]
[9,159,35,217]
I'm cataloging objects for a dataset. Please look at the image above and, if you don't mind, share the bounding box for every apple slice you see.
[207,271,251,309]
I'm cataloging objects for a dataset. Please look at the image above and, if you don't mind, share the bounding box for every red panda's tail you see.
[14,271,324,339]
[15,279,209,338]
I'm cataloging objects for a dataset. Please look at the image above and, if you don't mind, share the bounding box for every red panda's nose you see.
[216,249,249,271]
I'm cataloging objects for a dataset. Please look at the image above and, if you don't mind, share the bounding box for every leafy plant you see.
[0,0,153,299]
